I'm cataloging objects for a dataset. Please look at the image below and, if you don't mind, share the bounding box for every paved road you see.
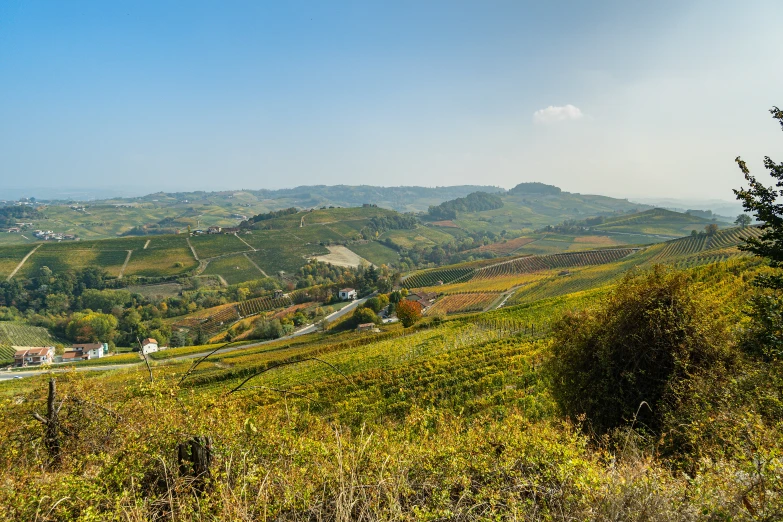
[1,295,374,380]
[0,363,140,381]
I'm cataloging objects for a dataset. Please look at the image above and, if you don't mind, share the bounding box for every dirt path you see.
[312,245,374,268]
[143,239,150,249]
[7,244,41,281]
[234,233,256,251]
[117,250,133,279]
[300,215,305,227]
[243,252,268,277]
[186,237,199,260]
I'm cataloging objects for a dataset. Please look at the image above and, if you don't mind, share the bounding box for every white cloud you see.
[533,104,584,124]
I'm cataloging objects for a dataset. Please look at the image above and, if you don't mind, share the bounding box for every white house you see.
[339,288,357,300]
[69,342,107,359]
[141,338,159,355]
[14,347,55,367]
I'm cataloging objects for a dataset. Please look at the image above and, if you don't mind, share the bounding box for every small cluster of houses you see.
[33,230,78,241]
[10,339,167,368]
[12,342,108,367]
[406,291,437,309]
[192,226,241,235]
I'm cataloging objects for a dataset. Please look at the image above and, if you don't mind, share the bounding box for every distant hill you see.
[590,208,718,237]
[435,187,653,235]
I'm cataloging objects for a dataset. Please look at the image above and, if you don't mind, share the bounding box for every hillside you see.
[0,234,778,519]
[0,206,413,286]
[0,322,58,363]
[0,185,502,244]
[590,208,724,236]
[424,186,654,235]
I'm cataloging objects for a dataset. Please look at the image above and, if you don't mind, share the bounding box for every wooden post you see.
[45,378,60,464]
[177,436,213,492]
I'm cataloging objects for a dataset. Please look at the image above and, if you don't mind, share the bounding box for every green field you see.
[346,241,400,266]
[0,322,58,358]
[203,253,266,284]
[0,245,34,278]
[189,233,250,258]
[123,247,197,277]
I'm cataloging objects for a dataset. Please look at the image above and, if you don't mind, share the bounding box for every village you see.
[10,337,166,368]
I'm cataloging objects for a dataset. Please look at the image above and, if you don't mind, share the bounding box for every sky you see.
[1,0,782,201]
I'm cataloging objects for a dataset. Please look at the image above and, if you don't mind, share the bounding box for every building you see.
[222,227,240,234]
[273,289,285,299]
[339,288,357,300]
[141,338,159,355]
[406,291,437,309]
[14,347,55,367]
[207,226,222,234]
[67,342,107,360]
[356,323,379,333]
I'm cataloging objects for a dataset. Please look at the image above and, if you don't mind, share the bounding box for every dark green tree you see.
[734,106,783,289]
[734,214,752,227]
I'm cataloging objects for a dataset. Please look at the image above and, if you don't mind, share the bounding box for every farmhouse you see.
[6,227,20,233]
[273,289,285,299]
[68,342,107,360]
[141,338,159,355]
[14,346,55,367]
[406,291,437,309]
[339,288,357,300]
[207,226,222,234]
[222,227,240,234]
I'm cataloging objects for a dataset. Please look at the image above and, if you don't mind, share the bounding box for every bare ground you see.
[312,245,373,268]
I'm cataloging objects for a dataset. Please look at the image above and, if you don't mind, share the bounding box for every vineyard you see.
[0,322,58,363]
[402,266,476,288]
[417,272,551,294]
[0,249,775,519]
[425,292,500,315]
[236,295,293,317]
[172,293,296,338]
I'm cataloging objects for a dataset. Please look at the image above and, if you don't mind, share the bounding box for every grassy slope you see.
[0,228,775,518]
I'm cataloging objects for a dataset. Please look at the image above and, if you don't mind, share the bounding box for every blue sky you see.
[1,1,781,200]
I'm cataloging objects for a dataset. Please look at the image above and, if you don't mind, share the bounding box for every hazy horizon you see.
[2,1,781,201]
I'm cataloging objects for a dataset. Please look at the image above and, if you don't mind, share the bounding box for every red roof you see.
[141,338,157,346]
[14,347,53,358]
[71,343,102,350]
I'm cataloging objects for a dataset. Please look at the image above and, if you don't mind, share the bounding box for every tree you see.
[351,307,380,326]
[704,223,719,236]
[547,266,731,434]
[66,312,118,343]
[735,214,752,228]
[396,300,422,328]
[734,106,783,287]
[733,106,783,359]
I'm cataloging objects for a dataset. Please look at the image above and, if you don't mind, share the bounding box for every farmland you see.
[0,244,34,279]
[189,233,250,259]
[0,227,777,519]
[346,241,400,266]
[0,322,57,349]
[202,253,265,285]
[426,292,500,315]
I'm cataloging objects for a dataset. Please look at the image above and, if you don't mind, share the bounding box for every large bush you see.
[548,266,732,434]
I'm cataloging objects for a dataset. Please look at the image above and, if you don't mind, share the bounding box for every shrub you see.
[741,290,783,360]
[547,265,732,434]
[396,300,422,328]
[351,307,379,327]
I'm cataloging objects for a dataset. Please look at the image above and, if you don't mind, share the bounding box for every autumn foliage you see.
[395,299,422,327]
